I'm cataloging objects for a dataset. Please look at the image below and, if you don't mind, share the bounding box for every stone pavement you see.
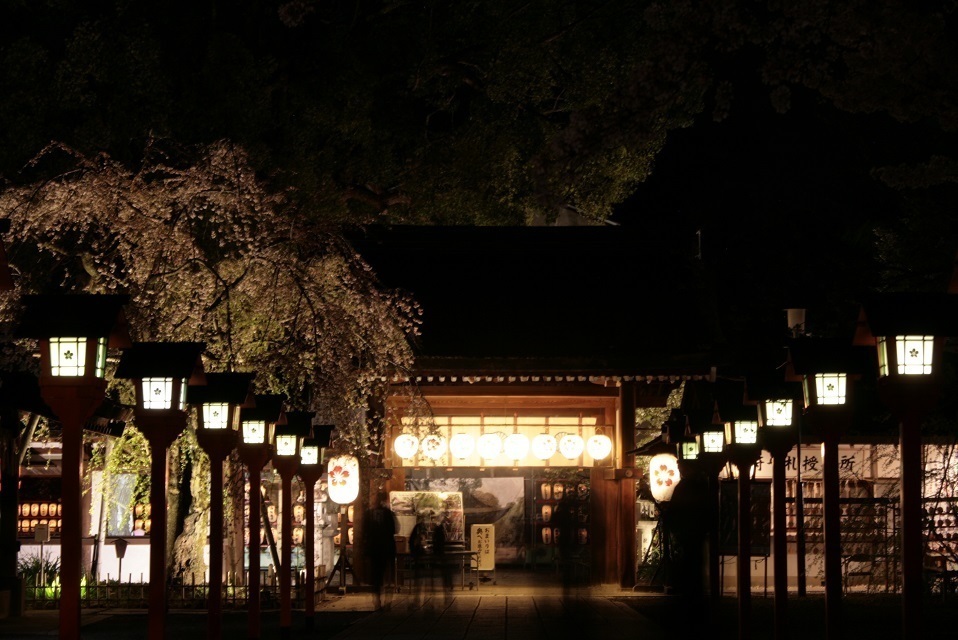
[321,591,668,640]
[0,589,670,639]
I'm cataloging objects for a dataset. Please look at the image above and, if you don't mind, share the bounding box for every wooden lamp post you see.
[786,336,865,640]
[189,372,255,640]
[854,292,958,640]
[237,394,285,640]
[114,342,206,640]
[272,412,311,640]
[746,373,801,640]
[18,294,130,640]
[715,380,763,640]
[299,424,333,630]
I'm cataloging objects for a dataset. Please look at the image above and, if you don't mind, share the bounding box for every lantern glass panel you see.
[896,335,934,375]
[242,420,266,445]
[680,440,699,460]
[700,429,724,453]
[877,336,890,377]
[202,403,231,430]
[49,337,89,376]
[727,420,758,445]
[275,434,298,457]
[142,377,175,410]
[764,399,793,427]
[814,373,847,405]
[301,445,319,465]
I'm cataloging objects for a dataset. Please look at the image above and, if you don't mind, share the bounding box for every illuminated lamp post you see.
[786,336,864,640]
[114,342,206,640]
[299,425,334,630]
[720,394,763,640]
[237,394,285,640]
[189,372,255,640]
[18,294,130,640]
[854,292,958,640]
[272,412,311,640]
[746,373,801,640]
[326,453,360,592]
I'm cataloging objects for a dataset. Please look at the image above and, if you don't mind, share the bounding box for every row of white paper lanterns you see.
[393,431,613,462]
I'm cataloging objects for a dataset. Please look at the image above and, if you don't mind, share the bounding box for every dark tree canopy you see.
[1,0,955,240]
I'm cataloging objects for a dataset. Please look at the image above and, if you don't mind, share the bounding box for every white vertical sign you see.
[470,524,495,571]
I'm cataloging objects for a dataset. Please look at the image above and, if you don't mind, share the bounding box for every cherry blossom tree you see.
[0,138,419,579]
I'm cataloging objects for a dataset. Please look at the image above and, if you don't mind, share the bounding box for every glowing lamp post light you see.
[326,453,360,592]
[18,294,130,640]
[273,412,312,640]
[238,394,285,640]
[715,379,764,640]
[786,336,865,639]
[190,372,255,640]
[854,292,958,640]
[746,374,801,640]
[114,342,206,640]
[299,425,333,630]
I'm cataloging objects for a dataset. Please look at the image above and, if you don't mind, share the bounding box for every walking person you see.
[408,514,430,607]
[432,514,454,602]
[362,493,397,611]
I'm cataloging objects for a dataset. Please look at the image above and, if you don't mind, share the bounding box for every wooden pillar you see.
[618,382,637,588]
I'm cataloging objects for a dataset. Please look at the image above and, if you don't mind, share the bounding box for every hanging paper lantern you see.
[421,433,447,460]
[648,453,681,502]
[327,455,360,505]
[503,433,530,461]
[558,434,585,460]
[586,434,613,460]
[449,433,475,459]
[477,433,503,460]
[531,434,557,460]
[393,433,419,459]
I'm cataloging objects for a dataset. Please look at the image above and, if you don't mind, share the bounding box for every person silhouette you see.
[362,494,396,610]
[432,514,454,601]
